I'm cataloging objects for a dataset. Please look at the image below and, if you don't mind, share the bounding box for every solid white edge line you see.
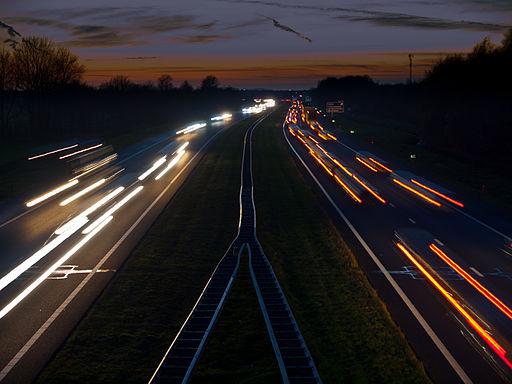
[0,119,234,381]
[283,124,472,384]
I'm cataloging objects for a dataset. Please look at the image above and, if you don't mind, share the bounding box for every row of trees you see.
[0,36,234,140]
[312,29,512,170]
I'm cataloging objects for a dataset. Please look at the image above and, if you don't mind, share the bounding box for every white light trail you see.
[0,215,88,293]
[175,141,189,153]
[28,144,78,161]
[155,150,185,180]
[0,216,113,320]
[25,180,79,207]
[59,178,106,206]
[82,186,143,234]
[210,113,232,121]
[69,153,117,181]
[59,143,103,160]
[138,156,167,181]
[176,123,206,135]
[55,186,124,235]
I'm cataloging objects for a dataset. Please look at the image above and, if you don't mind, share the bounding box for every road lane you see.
[0,112,255,383]
[284,104,512,383]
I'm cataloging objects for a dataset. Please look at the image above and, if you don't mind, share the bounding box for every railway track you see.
[149,112,321,383]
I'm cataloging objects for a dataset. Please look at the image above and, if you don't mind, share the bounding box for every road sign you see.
[326,100,344,113]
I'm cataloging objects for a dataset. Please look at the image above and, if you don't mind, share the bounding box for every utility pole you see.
[408,53,414,84]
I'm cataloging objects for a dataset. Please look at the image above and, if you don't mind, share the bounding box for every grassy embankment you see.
[251,109,431,383]
[334,112,512,211]
[36,115,269,383]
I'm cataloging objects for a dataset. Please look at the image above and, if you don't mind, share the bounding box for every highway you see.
[284,103,512,384]
[0,111,248,383]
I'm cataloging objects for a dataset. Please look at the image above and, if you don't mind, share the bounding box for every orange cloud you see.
[81,50,465,88]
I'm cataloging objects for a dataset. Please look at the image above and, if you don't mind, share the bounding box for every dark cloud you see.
[0,20,22,48]
[336,12,510,33]
[3,16,71,30]
[265,16,312,42]
[459,0,512,12]
[71,25,114,36]
[220,0,510,33]
[4,11,221,48]
[61,31,140,48]
[0,20,21,38]
[169,34,232,43]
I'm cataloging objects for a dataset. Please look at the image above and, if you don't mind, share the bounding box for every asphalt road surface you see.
[284,104,512,384]
[0,112,248,383]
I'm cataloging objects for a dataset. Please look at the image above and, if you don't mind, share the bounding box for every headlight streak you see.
[174,141,189,154]
[55,186,124,235]
[309,151,334,176]
[334,175,362,203]
[25,180,79,207]
[411,179,464,208]
[138,156,167,181]
[28,144,78,160]
[69,153,118,181]
[155,150,186,180]
[368,157,393,173]
[356,157,378,172]
[0,216,113,320]
[393,179,442,207]
[176,123,207,135]
[352,174,386,204]
[59,178,106,206]
[0,215,89,293]
[429,244,512,321]
[82,186,143,235]
[210,113,232,121]
[58,143,103,160]
[396,243,512,371]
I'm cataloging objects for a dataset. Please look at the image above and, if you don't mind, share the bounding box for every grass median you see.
[252,109,431,383]
[36,115,259,383]
[191,247,282,383]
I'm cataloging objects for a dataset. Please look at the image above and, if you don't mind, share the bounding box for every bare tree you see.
[12,36,84,92]
[179,80,193,92]
[157,74,173,91]
[100,75,133,92]
[200,75,219,90]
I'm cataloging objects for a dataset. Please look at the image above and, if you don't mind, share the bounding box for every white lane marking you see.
[333,131,512,243]
[434,239,445,246]
[470,267,484,278]
[0,125,229,381]
[283,126,472,384]
[408,218,416,224]
[389,203,396,208]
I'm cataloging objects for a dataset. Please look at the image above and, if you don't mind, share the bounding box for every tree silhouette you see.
[157,75,173,91]
[12,36,84,92]
[200,75,219,90]
[179,80,193,92]
[100,75,133,92]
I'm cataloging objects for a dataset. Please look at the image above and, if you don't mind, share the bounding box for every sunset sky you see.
[1,0,511,89]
